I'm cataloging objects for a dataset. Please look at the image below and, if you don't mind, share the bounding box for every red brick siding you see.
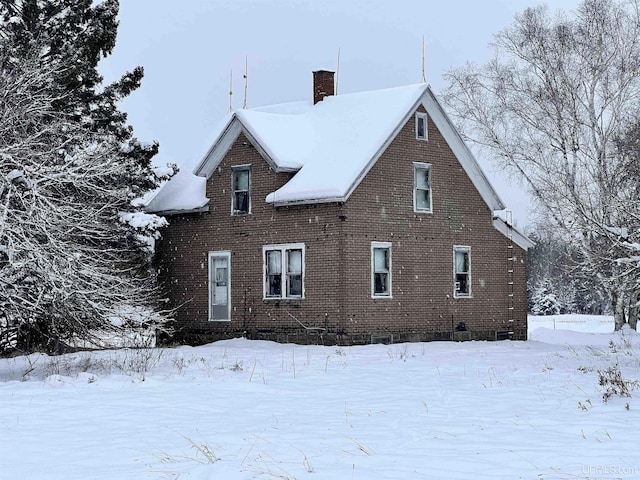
[337,108,527,340]
[155,111,528,345]
[156,133,347,341]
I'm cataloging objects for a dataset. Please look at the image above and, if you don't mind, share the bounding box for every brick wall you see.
[155,108,528,345]
[336,107,528,342]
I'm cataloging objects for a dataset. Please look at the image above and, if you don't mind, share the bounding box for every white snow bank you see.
[145,170,209,214]
[528,314,614,335]
[529,326,638,346]
[528,314,638,347]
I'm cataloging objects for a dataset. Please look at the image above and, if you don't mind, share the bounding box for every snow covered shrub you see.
[598,364,640,403]
[530,284,562,315]
[114,348,164,376]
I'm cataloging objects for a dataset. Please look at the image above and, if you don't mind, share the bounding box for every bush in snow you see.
[530,283,562,316]
[598,363,640,403]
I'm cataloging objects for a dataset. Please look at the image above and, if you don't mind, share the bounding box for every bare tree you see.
[0,52,168,353]
[443,0,640,330]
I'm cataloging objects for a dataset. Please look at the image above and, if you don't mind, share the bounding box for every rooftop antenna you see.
[421,35,426,83]
[242,55,248,109]
[228,69,233,113]
[336,47,341,95]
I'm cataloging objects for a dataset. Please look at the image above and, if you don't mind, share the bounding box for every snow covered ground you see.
[528,314,616,334]
[1,315,639,479]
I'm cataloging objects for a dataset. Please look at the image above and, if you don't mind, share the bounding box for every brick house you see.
[148,71,533,345]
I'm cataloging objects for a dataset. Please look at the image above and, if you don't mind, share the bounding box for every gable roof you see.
[194,83,506,211]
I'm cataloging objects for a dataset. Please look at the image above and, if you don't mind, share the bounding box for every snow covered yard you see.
[528,314,616,334]
[1,317,639,479]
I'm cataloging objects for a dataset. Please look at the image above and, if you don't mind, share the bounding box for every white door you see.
[209,252,231,321]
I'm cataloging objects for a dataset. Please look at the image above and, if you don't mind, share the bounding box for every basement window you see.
[232,165,251,215]
[454,246,471,298]
[413,162,432,213]
[415,112,428,141]
[264,243,305,299]
[371,242,392,298]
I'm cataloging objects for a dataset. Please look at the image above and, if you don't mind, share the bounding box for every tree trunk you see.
[612,290,627,331]
[628,290,639,331]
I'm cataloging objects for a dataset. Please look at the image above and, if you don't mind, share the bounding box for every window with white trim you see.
[413,162,432,213]
[371,242,392,298]
[454,246,471,297]
[232,165,251,215]
[415,112,428,140]
[263,243,305,299]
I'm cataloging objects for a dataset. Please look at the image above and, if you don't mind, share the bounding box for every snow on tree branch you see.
[0,5,173,353]
[443,0,640,330]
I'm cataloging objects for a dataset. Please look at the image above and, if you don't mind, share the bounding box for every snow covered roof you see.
[144,80,533,248]
[492,217,536,251]
[194,83,506,210]
[145,170,209,215]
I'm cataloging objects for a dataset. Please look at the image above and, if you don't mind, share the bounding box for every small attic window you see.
[415,112,428,141]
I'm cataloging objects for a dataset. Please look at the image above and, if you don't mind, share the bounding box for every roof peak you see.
[240,82,430,115]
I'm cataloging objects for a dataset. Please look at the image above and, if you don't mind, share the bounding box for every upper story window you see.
[415,112,428,141]
[264,243,305,299]
[232,165,251,215]
[371,242,392,298]
[413,162,432,213]
[454,246,471,298]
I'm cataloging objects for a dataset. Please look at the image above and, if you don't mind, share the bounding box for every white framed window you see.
[263,243,305,299]
[371,242,392,298]
[413,162,432,213]
[415,112,428,141]
[231,165,251,215]
[454,246,471,298]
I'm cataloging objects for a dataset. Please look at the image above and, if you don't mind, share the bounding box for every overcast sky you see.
[99,0,582,228]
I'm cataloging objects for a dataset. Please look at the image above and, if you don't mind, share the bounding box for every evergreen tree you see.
[0,1,173,353]
[0,0,159,195]
[527,227,610,315]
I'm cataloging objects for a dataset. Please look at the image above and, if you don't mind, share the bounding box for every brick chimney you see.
[313,70,335,104]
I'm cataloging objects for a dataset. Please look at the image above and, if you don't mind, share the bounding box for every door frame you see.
[208,251,231,321]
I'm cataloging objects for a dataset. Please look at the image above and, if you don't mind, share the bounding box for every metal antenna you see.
[336,47,341,95]
[242,55,248,109]
[421,35,426,83]
[228,69,233,113]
